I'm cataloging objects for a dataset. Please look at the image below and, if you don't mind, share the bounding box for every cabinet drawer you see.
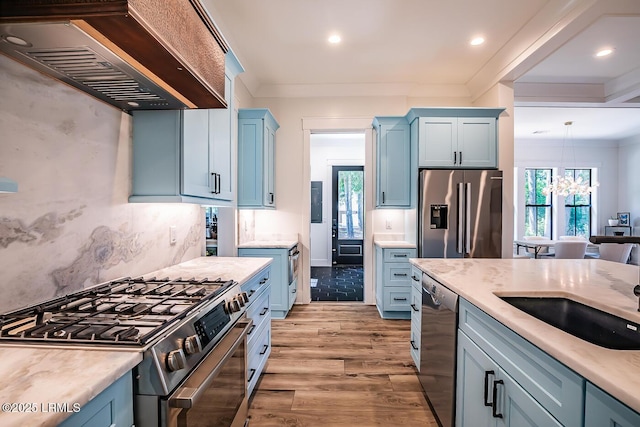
[410,285,422,324]
[411,265,422,291]
[459,299,584,427]
[383,248,416,262]
[383,287,411,311]
[246,286,270,325]
[288,278,297,309]
[247,320,271,395]
[384,264,412,286]
[585,382,640,427]
[242,268,271,299]
[410,325,420,370]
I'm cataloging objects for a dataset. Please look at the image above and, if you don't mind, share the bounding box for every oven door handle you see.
[168,319,252,409]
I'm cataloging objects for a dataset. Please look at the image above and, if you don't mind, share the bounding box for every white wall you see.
[514,137,619,239]
[309,134,365,267]
[618,135,640,263]
[0,55,203,313]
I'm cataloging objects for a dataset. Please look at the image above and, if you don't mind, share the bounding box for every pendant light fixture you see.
[542,121,599,197]
[0,177,18,193]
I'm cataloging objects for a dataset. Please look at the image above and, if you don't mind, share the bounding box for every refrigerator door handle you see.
[457,183,464,254]
[465,182,471,254]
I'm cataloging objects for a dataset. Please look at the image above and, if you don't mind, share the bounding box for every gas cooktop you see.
[0,276,235,347]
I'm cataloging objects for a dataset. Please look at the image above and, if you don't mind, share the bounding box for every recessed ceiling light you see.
[470,36,485,46]
[328,34,341,44]
[595,48,613,57]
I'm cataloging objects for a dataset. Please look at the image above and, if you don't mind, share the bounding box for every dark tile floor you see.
[310,265,364,302]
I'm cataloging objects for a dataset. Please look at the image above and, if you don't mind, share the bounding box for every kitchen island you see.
[0,256,272,427]
[410,258,640,417]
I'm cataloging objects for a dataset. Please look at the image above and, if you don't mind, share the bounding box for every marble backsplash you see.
[0,55,203,313]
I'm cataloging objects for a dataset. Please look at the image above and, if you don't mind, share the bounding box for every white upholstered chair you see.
[552,240,589,259]
[598,243,633,263]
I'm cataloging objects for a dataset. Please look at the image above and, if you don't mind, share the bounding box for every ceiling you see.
[202,0,640,141]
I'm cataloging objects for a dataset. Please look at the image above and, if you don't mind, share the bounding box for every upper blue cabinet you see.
[238,109,279,208]
[129,52,243,204]
[407,108,504,169]
[373,116,414,208]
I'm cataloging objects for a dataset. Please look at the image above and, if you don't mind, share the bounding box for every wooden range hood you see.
[0,0,229,111]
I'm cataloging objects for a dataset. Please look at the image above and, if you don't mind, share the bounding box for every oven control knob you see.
[240,292,249,303]
[166,349,187,372]
[225,299,240,313]
[183,335,202,355]
[235,296,245,307]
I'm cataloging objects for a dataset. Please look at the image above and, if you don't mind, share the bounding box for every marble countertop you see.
[409,258,640,413]
[0,256,272,427]
[0,348,140,427]
[238,240,298,249]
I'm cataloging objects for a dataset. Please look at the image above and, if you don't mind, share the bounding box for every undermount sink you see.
[499,296,640,350]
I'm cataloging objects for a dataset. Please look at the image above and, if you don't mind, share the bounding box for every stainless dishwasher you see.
[419,273,459,427]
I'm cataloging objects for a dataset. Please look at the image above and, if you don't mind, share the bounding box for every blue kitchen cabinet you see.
[238,109,279,208]
[584,382,640,427]
[238,247,294,319]
[457,299,584,427]
[58,371,133,427]
[373,117,413,208]
[129,52,243,204]
[374,246,416,319]
[406,108,503,169]
[242,266,272,396]
[409,265,422,369]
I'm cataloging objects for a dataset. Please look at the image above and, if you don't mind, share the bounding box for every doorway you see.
[309,132,365,302]
[332,166,364,265]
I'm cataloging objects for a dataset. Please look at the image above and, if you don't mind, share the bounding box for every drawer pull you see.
[248,368,256,382]
[247,324,256,336]
[259,278,268,285]
[492,379,504,418]
[260,307,268,316]
[393,297,407,301]
[410,340,419,350]
[393,254,408,258]
[393,273,408,277]
[411,275,420,281]
[248,289,256,296]
[259,344,269,355]
[292,289,297,293]
[410,303,419,312]
[483,370,495,406]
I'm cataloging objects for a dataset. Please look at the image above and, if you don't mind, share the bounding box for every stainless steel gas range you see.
[0,276,257,427]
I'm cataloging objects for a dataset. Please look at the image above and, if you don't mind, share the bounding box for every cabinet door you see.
[458,117,497,168]
[182,109,211,198]
[419,117,457,168]
[377,123,411,207]
[238,118,265,207]
[585,382,640,427]
[457,331,499,427]
[264,121,276,207]
[209,74,233,201]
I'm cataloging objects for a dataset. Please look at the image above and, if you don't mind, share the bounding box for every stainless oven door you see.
[166,319,252,427]
[288,244,300,284]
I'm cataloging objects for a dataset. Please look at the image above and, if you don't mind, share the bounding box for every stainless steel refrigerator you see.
[418,169,502,258]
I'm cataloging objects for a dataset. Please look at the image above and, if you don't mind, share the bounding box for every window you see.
[564,169,593,238]
[524,169,552,237]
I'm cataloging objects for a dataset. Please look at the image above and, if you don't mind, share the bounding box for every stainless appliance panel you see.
[160,319,251,427]
[419,274,459,427]
[419,170,463,258]
[464,170,503,258]
[288,244,300,284]
[419,169,502,258]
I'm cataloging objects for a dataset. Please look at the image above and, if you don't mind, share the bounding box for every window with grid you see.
[564,169,592,238]
[524,169,552,238]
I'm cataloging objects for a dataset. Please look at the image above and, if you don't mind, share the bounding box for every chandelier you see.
[542,121,599,197]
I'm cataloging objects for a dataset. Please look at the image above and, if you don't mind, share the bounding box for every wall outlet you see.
[170,226,177,245]
[385,220,392,230]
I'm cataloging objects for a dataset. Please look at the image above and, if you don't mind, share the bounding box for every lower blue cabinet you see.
[59,371,133,427]
[584,382,640,427]
[243,266,272,396]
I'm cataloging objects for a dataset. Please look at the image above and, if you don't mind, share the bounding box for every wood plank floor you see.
[247,303,438,426]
